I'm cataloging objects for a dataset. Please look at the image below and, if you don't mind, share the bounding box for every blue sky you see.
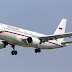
[0,0,72,72]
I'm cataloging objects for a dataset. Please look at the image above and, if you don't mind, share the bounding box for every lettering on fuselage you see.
[7,26,19,31]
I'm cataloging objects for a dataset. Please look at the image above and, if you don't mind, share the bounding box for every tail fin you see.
[54,18,67,41]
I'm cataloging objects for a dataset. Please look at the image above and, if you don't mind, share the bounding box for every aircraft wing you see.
[39,32,72,41]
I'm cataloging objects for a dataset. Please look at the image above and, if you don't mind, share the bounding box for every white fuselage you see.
[0,24,65,49]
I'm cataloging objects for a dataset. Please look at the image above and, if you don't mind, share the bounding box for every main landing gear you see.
[35,49,41,53]
[11,45,18,55]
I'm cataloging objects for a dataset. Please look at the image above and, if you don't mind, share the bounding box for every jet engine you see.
[26,37,40,45]
[0,41,6,49]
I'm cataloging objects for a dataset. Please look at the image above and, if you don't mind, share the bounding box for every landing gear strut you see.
[35,49,41,53]
[11,45,18,55]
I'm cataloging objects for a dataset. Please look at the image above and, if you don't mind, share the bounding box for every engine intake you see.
[27,37,40,45]
[27,37,32,43]
[0,41,7,49]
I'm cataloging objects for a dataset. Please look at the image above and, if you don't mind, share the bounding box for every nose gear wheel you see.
[11,45,18,55]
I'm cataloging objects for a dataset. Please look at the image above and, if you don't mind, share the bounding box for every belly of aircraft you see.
[0,32,63,49]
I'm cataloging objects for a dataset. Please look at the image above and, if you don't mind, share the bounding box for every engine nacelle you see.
[0,41,5,49]
[27,37,40,45]
[15,35,27,43]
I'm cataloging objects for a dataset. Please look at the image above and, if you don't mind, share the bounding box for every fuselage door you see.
[0,24,6,39]
[1,24,5,31]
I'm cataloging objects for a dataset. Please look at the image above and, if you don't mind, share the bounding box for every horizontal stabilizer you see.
[61,41,72,44]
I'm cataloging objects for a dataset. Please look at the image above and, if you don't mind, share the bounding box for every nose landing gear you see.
[11,45,18,55]
[11,50,17,55]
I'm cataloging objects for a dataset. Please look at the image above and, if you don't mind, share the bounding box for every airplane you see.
[0,18,72,55]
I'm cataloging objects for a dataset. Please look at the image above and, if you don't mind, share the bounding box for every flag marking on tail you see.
[59,27,63,30]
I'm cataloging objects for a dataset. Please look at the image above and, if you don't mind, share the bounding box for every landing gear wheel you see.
[14,51,17,55]
[11,51,18,55]
[11,45,18,55]
[35,49,41,53]
[35,49,38,53]
[38,49,41,53]
[11,51,15,55]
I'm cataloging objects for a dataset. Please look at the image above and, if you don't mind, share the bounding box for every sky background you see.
[0,0,72,72]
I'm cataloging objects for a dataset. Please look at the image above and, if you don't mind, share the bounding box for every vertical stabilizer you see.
[54,18,67,41]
